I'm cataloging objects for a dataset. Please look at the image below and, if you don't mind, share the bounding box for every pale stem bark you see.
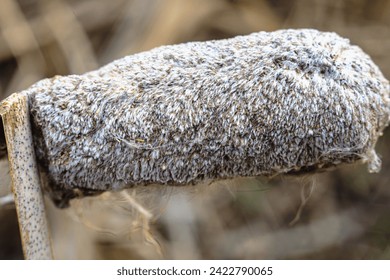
[0,92,53,260]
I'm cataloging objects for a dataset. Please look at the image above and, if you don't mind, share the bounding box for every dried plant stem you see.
[0,193,13,206]
[0,93,53,259]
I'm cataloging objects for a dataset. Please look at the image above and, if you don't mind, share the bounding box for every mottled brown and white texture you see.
[23,29,389,207]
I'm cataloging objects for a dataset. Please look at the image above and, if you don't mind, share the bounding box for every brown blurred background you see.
[0,0,390,259]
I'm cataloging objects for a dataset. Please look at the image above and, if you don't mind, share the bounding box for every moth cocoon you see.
[16,29,390,207]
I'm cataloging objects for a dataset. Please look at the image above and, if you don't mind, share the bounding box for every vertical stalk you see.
[0,92,53,259]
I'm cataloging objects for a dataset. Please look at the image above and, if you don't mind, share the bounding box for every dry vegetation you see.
[0,0,390,259]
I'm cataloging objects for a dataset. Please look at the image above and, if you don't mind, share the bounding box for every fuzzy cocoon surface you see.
[25,29,389,207]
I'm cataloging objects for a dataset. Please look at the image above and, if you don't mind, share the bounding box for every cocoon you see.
[23,29,389,207]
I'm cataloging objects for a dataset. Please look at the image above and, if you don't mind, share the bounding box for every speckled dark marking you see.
[0,94,52,259]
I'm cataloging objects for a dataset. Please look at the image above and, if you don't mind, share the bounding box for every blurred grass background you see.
[0,0,390,259]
